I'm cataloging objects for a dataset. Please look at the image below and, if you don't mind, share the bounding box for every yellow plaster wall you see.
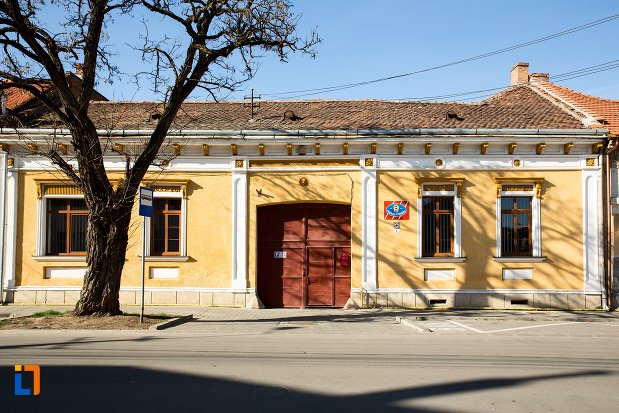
[16,171,234,289]
[15,167,586,293]
[377,170,584,291]
[247,171,362,289]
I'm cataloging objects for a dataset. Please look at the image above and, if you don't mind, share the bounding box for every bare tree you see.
[0,0,318,315]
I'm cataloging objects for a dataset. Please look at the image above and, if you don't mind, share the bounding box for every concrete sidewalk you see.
[2,303,618,323]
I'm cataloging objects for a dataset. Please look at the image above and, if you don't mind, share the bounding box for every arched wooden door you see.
[257,203,352,308]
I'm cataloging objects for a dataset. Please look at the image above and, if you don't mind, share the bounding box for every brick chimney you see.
[511,62,529,85]
[529,72,549,82]
[74,63,84,79]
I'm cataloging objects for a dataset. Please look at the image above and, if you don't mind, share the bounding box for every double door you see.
[257,204,352,308]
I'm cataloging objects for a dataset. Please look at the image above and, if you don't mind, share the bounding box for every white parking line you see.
[398,318,426,332]
[448,320,580,333]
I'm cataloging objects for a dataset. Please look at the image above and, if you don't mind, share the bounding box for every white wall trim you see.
[4,170,18,288]
[582,169,602,292]
[377,155,599,171]
[361,160,377,290]
[8,286,257,293]
[231,169,248,290]
[351,288,596,294]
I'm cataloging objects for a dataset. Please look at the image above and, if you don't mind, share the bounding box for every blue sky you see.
[91,1,619,102]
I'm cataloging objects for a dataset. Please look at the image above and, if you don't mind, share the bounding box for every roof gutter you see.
[0,127,609,138]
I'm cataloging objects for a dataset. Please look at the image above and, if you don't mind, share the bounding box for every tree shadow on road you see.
[1,366,612,413]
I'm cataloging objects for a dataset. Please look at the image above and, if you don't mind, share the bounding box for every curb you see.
[149,314,194,330]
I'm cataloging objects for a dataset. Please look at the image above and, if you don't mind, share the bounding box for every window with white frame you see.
[46,198,88,255]
[416,179,463,259]
[495,179,543,258]
[36,183,87,257]
[144,183,187,257]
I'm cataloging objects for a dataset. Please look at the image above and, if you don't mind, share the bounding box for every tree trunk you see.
[73,202,133,316]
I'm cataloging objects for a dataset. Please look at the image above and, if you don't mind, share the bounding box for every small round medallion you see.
[435,159,443,167]
[299,177,309,187]
[513,159,521,167]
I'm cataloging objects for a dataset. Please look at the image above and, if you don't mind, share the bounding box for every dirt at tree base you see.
[0,314,169,330]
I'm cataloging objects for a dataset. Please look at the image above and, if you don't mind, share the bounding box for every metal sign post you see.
[138,187,154,323]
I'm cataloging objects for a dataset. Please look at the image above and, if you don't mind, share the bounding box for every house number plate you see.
[274,251,287,259]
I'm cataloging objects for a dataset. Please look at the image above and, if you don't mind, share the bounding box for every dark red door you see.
[257,204,351,308]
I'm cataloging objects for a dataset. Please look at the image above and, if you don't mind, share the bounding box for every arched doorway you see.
[257,203,352,308]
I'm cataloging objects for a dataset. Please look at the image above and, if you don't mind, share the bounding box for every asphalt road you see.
[2,317,619,413]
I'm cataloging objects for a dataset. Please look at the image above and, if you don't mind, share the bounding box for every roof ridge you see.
[528,81,596,127]
[88,98,490,106]
[542,80,619,103]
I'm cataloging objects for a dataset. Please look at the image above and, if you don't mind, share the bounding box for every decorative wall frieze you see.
[493,177,543,199]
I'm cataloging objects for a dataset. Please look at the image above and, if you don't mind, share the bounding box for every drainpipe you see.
[604,135,619,310]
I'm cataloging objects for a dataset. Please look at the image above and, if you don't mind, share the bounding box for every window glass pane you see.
[154,199,165,211]
[516,214,530,253]
[168,199,181,210]
[438,197,453,211]
[47,209,66,255]
[438,214,451,253]
[422,198,434,211]
[168,227,180,240]
[501,213,514,254]
[167,240,180,253]
[153,239,165,254]
[501,197,514,210]
[422,213,435,256]
[168,214,180,227]
[71,215,87,252]
[49,199,65,213]
[153,215,165,239]
[70,199,87,211]
[516,197,531,210]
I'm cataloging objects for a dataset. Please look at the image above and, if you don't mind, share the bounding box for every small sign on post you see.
[139,187,153,323]
[139,187,154,218]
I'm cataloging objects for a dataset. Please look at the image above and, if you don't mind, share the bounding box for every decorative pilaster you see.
[361,157,377,291]
[231,166,248,291]
[582,169,602,292]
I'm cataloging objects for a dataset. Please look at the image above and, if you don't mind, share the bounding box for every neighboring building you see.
[0,64,611,309]
[0,68,107,127]
[520,64,619,308]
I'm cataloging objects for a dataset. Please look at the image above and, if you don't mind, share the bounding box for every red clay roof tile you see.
[32,85,586,131]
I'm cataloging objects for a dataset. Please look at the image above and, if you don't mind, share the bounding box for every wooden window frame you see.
[151,198,182,256]
[46,198,88,256]
[422,196,454,257]
[500,196,533,257]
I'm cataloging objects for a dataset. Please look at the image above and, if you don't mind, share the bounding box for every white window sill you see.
[493,256,546,263]
[32,256,87,262]
[414,257,467,263]
[137,256,191,262]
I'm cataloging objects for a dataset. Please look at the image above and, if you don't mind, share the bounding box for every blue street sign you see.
[139,187,154,217]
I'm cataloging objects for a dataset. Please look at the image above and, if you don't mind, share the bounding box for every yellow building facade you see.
[0,79,612,309]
